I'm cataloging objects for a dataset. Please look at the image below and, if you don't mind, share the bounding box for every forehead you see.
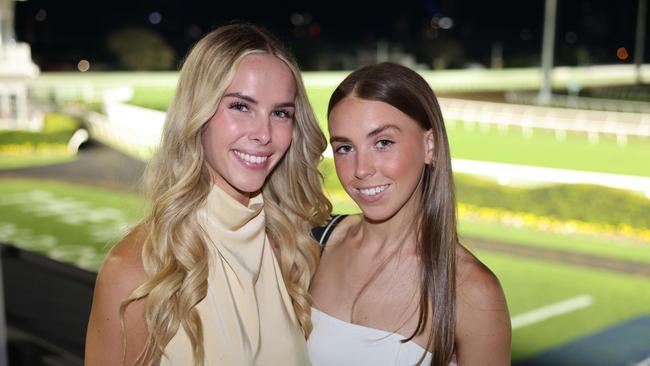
[225,53,296,101]
[328,96,420,135]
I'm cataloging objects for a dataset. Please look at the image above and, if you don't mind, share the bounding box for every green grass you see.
[0,113,81,145]
[446,121,650,177]
[0,113,82,169]
[460,220,650,264]
[41,113,82,133]
[19,70,650,363]
[0,179,144,270]
[307,86,337,136]
[0,154,77,169]
[478,250,650,361]
[1,178,650,362]
[129,86,177,112]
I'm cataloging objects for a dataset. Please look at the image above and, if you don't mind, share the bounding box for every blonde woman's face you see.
[202,53,296,205]
[328,96,433,222]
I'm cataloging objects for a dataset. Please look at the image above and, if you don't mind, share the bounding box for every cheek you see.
[383,147,425,179]
[201,125,217,155]
[333,156,355,182]
[274,123,294,152]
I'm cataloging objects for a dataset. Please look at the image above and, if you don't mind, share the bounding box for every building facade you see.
[0,0,41,130]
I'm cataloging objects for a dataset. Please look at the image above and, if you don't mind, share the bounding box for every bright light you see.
[616,47,629,61]
[290,12,312,26]
[35,9,47,22]
[290,13,304,26]
[439,17,454,30]
[149,12,162,25]
[77,60,90,72]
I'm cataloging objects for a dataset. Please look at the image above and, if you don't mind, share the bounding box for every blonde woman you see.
[85,23,330,365]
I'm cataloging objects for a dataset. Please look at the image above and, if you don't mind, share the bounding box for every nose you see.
[249,116,271,145]
[354,150,375,179]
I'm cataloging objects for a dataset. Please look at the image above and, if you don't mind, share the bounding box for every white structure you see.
[0,0,41,131]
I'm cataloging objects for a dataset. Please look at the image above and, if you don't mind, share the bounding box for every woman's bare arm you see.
[455,256,511,366]
[85,226,149,366]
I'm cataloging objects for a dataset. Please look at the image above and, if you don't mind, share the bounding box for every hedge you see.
[455,174,650,230]
[0,113,81,147]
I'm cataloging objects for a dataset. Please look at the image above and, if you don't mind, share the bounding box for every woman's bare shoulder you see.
[99,223,149,284]
[85,223,151,365]
[456,244,506,305]
[454,243,511,365]
[324,214,363,248]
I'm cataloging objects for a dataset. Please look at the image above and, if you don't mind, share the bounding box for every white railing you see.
[505,91,650,114]
[439,98,650,142]
[84,101,164,161]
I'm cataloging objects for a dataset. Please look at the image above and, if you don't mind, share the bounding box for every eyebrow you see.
[223,92,295,109]
[223,92,258,104]
[367,124,401,137]
[330,124,401,143]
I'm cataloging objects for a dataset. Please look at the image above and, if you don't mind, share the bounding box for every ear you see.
[424,129,435,165]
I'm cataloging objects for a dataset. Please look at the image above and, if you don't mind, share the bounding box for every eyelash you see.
[228,102,293,119]
[334,145,353,154]
[333,139,394,155]
[229,102,249,112]
[272,109,293,119]
[375,139,394,150]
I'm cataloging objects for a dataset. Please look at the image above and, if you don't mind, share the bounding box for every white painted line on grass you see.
[511,295,594,330]
[451,159,650,197]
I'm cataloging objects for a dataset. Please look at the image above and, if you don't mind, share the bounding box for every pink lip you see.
[353,184,391,203]
[233,148,272,157]
[231,150,271,170]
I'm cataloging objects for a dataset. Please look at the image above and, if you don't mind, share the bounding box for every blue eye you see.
[334,145,353,154]
[229,102,249,112]
[272,109,293,119]
[375,139,394,150]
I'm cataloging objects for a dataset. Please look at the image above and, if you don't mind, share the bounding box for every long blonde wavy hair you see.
[119,23,331,365]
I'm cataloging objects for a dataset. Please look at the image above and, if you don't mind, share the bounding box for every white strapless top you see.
[308,308,456,366]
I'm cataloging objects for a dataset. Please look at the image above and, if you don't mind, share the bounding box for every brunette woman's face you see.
[328,96,434,222]
[201,53,296,204]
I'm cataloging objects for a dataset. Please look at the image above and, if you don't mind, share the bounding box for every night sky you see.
[13,0,647,71]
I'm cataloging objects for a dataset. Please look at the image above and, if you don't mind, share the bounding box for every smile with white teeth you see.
[358,184,390,196]
[233,150,269,164]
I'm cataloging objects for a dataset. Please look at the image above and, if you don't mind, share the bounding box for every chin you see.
[356,205,394,223]
[229,167,272,191]
[233,180,265,194]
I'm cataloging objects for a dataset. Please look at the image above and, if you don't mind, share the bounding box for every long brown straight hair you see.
[327,62,458,366]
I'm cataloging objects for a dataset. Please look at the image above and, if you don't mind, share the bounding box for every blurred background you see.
[1,0,649,365]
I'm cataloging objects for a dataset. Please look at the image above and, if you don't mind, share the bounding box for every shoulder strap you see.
[311,214,347,249]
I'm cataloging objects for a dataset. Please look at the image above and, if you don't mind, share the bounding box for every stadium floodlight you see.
[538,0,557,105]
[635,0,647,84]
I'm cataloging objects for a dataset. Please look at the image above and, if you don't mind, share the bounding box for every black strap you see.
[311,214,347,256]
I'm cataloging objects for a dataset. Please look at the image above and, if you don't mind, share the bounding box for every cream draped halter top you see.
[160,184,310,365]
